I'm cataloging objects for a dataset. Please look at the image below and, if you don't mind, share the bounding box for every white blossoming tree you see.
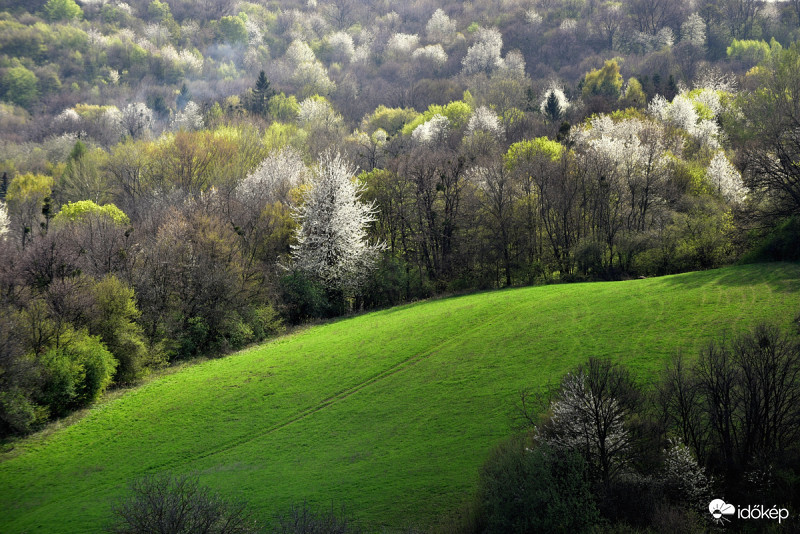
[120,102,154,139]
[412,44,448,69]
[426,8,455,43]
[467,106,504,138]
[707,151,746,203]
[411,114,450,145]
[385,32,419,59]
[681,13,706,47]
[461,27,504,75]
[536,358,637,484]
[326,31,355,63]
[291,152,382,294]
[0,200,9,240]
[172,101,203,131]
[237,147,309,206]
[663,439,712,511]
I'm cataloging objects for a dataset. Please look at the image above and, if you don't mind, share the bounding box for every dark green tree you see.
[543,90,562,123]
[249,71,275,117]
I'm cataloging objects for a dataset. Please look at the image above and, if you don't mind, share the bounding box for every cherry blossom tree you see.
[291,152,382,293]
[411,114,450,145]
[426,8,455,43]
[0,201,9,240]
[536,358,638,485]
[467,106,504,138]
[461,27,504,76]
[707,151,746,203]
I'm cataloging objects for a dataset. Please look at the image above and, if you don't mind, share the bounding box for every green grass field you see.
[2,263,800,532]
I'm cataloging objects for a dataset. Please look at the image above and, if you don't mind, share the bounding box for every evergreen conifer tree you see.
[251,71,276,116]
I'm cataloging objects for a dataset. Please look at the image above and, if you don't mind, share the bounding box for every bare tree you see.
[111,474,259,534]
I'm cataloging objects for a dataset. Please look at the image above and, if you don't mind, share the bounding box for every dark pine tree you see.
[544,90,563,123]
[250,71,276,117]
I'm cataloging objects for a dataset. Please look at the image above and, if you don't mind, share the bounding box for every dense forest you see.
[1,0,799,444]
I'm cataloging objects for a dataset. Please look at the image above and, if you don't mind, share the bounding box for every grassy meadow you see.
[1,263,799,532]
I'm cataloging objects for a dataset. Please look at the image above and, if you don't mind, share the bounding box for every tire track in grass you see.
[8,300,514,531]
[93,306,507,491]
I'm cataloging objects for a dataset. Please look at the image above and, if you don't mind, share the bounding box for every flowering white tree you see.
[412,44,448,68]
[237,147,309,206]
[536,358,636,484]
[682,13,706,47]
[648,92,722,149]
[386,32,419,58]
[663,439,712,511]
[467,106,504,138]
[291,152,382,293]
[0,200,9,240]
[461,27,504,75]
[411,114,450,144]
[426,8,456,43]
[172,101,203,131]
[525,9,542,27]
[326,31,355,63]
[283,39,336,96]
[707,151,746,203]
[120,102,154,139]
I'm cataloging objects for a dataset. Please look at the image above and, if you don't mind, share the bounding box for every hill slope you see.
[2,263,800,532]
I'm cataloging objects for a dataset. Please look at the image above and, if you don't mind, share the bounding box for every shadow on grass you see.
[659,262,800,292]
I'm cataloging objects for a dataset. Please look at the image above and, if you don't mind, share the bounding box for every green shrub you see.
[38,331,117,416]
[477,437,599,534]
[279,271,330,324]
[740,216,800,263]
[250,305,285,341]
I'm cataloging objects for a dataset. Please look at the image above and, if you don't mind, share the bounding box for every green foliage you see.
[88,275,149,384]
[147,0,171,22]
[740,216,800,263]
[249,305,285,341]
[6,172,53,237]
[2,64,38,109]
[505,137,564,168]
[58,143,111,205]
[727,38,773,64]
[268,93,300,122]
[263,121,306,152]
[52,200,130,226]
[401,100,472,135]
[363,105,419,136]
[477,438,599,533]
[39,330,117,416]
[582,59,623,99]
[0,388,42,436]
[620,77,646,107]
[279,271,332,324]
[217,14,249,45]
[43,0,82,22]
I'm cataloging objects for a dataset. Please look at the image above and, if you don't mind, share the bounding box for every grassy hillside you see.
[2,263,800,532]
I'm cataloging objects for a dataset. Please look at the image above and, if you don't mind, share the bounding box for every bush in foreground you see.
[476,437,599,533]
[111,474,260,534]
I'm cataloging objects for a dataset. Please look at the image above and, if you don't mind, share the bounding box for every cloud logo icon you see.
[709,499,736,524]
